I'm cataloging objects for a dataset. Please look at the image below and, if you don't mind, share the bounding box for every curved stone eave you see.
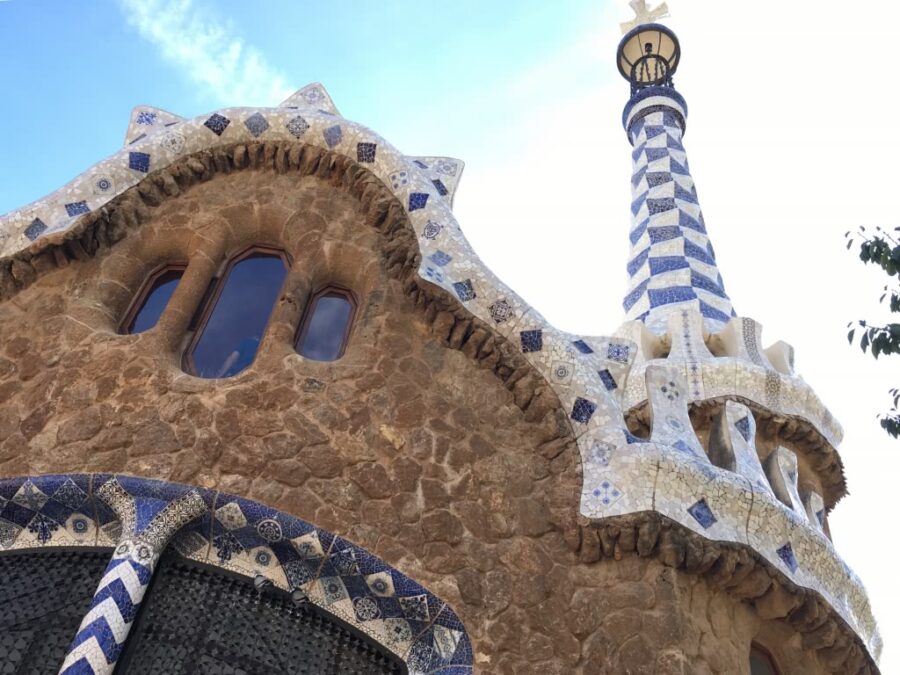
[577,510,880,674]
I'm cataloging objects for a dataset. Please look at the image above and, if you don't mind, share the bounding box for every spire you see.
[616,18,735,333]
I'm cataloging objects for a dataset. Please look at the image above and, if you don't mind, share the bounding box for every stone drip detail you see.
[0,83,878,666]
[622,87,735,333]
[572,512,877,674]
[0,474,473,674]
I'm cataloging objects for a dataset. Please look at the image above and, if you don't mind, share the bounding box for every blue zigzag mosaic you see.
[0,474,472,675]
[622,95,736,332]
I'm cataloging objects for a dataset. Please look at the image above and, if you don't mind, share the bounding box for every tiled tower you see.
[0,4,883,674]
[594,8,883,671]
[618,20,733,333]
[623,88,735,332]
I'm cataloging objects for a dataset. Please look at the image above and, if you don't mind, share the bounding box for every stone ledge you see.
[572,511,878,674]
[575,435,880,670]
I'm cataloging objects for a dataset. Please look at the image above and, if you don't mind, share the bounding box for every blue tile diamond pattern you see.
[623,104,734,331]
[573,339,594,354]
[243,112,269,137]
[777,542,799,573]
[453,279,475,302]
[286,115,309,138]
[357,142,376,163]
[203,113,230,136]
[409,192,429,211]
[687,498,717,529]
[520,330,543,353]
[24,218,47,241]
[65,201,90,217]
[598,369,617,391]
[571,397,597,424]
[429,250,452,267]
[128,152,150,173]
[323,125,342,148]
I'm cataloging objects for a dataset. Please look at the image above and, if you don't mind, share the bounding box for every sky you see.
[1,0,897,667]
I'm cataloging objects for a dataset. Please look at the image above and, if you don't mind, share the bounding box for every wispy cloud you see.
[118,0,294,106]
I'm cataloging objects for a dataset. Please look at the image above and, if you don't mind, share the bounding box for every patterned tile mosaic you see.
[0,474,473,675]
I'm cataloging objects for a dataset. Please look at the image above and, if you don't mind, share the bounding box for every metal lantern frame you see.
[616,22,681,94]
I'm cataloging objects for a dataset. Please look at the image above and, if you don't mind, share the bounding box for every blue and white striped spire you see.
[621,85,735,334]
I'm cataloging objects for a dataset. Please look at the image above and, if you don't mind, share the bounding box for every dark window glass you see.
[297,288,356,361]
[750,646,779,675]
[186,250,288,378]
[122,266,184,334]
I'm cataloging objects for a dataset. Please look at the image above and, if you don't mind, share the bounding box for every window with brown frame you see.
[119,264,186,335]
[750,644,780,675]
[295,286,357,361]
[183,246,290,379]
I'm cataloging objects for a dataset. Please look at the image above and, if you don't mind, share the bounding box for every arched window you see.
[120,264,186,335]
[750,644,780,675]
[185,247,289,378]
[296,286,357,361]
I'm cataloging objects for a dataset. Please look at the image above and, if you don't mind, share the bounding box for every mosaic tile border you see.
[0,473,473,675]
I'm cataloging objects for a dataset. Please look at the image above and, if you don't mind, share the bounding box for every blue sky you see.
[1,0,898,667]
[0,0,605,215]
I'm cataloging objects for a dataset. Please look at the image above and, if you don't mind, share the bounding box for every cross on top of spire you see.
[620,0,670,34]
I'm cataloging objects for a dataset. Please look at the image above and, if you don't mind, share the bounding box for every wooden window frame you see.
[294,285,358,361]
[182,245,291,377]
[750,643,781,675]
[118,263,188,335]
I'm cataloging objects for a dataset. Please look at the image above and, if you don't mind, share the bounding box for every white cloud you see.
[117,0,294,106]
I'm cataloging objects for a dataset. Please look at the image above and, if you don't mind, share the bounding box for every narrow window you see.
[750,645,779,675]
[185,248,289,378]
[296,287,357,361]
[120,265,185,335]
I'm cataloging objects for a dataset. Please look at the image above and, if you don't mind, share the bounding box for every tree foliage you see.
[845,226,900,438]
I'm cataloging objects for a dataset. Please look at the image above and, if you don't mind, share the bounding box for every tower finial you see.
[620,0,670,34]
[616,19,735,332]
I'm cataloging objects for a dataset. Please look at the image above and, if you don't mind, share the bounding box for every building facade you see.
[0,11,882,675]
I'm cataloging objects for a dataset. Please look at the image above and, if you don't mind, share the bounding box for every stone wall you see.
[0,158,838,673]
